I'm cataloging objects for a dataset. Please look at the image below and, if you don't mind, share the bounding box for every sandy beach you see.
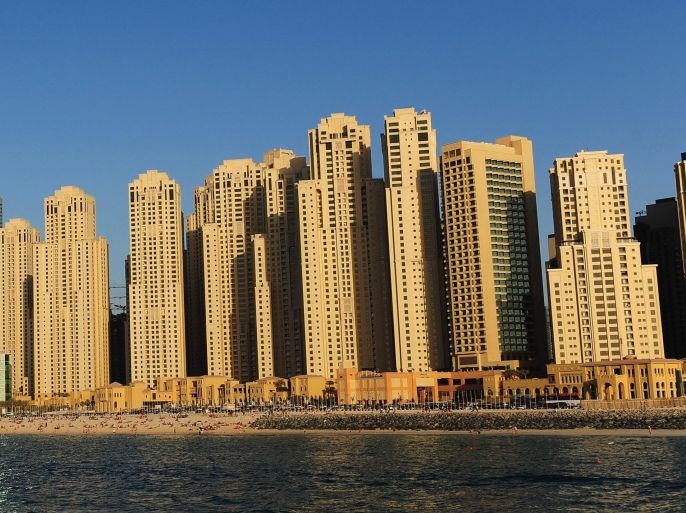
[0,413,262,436]
[1,411,686,437]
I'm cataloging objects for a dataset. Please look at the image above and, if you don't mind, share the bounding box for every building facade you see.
[381,108,447,372]
[128,171,186,387]
[441,136,546,371]
[674,152,686,275]
[33,186,110,399]
[547,151,664,364]
[0,353,10,401]
[0,219,39,397]
[299,113,394,379]
[187,150,307,381]
[635,198,686,358]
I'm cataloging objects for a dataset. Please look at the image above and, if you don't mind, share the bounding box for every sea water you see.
[0,433,684,512]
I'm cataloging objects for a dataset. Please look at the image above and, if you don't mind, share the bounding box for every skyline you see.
[1,2,686,286]
[2,4,686,513]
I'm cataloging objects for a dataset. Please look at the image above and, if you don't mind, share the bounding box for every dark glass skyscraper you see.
[635,198,686,358]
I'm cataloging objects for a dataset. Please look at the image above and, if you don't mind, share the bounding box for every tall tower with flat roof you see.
[382,108,447,371]
[441,136,546,370]
[547,151,664,363]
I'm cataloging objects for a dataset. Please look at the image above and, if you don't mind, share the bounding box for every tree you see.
[503,369,525,380]
[677,370,684,397]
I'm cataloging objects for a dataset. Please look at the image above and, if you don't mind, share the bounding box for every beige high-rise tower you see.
[547,150,664,363]
[128,171,186,386]
[674,152,686,274]
[0,219,40,397]
[187,150,307,381]
[441,136,547,371]
[299,113,394,379]
[33,187,110,399]
[381,108,447,371]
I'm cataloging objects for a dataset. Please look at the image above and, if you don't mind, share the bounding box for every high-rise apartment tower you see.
[0,219,39,397]
[33,186,110,398]
[381,108,447,371]
[635,198,686,359]
[674,152,686,275]
[187,150,307,381]
[441,136,547,370]
[547,151,664,363]
[128,171,186,387]
[299,113,394,379]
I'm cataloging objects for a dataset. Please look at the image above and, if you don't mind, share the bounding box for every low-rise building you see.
[499,359,684,401]
[159,376,241,408]
[245,377,289,405]
[289,375,328,402]
[336,366,504,405]
[502,377,555,399]
[95,381,162,413]
[582,358,683,400]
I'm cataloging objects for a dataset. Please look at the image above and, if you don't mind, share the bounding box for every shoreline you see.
[251,409,686,432]
[1,409,686,437]
[2,427,685,437]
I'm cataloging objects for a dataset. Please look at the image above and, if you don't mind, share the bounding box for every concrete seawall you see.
[251,410,686,431]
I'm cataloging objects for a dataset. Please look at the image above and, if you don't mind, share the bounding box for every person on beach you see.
[648,425,653,435]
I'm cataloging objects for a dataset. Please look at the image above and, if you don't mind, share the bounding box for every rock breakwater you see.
[251,409,686,431]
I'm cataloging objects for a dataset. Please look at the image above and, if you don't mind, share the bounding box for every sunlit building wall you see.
[441,136,547,370]
[0,219,39,397]
[33,186,110,398]
[187,150,307,381]
[298,113,394,379]
[547,151,664,363]
[128,171,186,387]
[381,108,447,372]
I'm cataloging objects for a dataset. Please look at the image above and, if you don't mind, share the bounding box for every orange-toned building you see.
[336,366,504,405]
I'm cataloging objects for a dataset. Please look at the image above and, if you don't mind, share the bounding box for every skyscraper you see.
[674,152,686,274]
[128,171,186,387]
[187,150,307,381]
[33,186,110,398]
[635,198,686,359]
[441,136,546,370]
[299,113,393,379]
[547,151,664,363]
[0,219,39,397]
[0,196,3,227]
[381,108,447,372]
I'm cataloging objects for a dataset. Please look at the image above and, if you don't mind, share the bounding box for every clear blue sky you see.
[1,1,685,288]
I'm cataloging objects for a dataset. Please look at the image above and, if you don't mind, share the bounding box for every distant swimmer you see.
[594,457,602,464]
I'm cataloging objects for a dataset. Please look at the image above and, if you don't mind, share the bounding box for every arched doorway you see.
[603,383,615,400]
